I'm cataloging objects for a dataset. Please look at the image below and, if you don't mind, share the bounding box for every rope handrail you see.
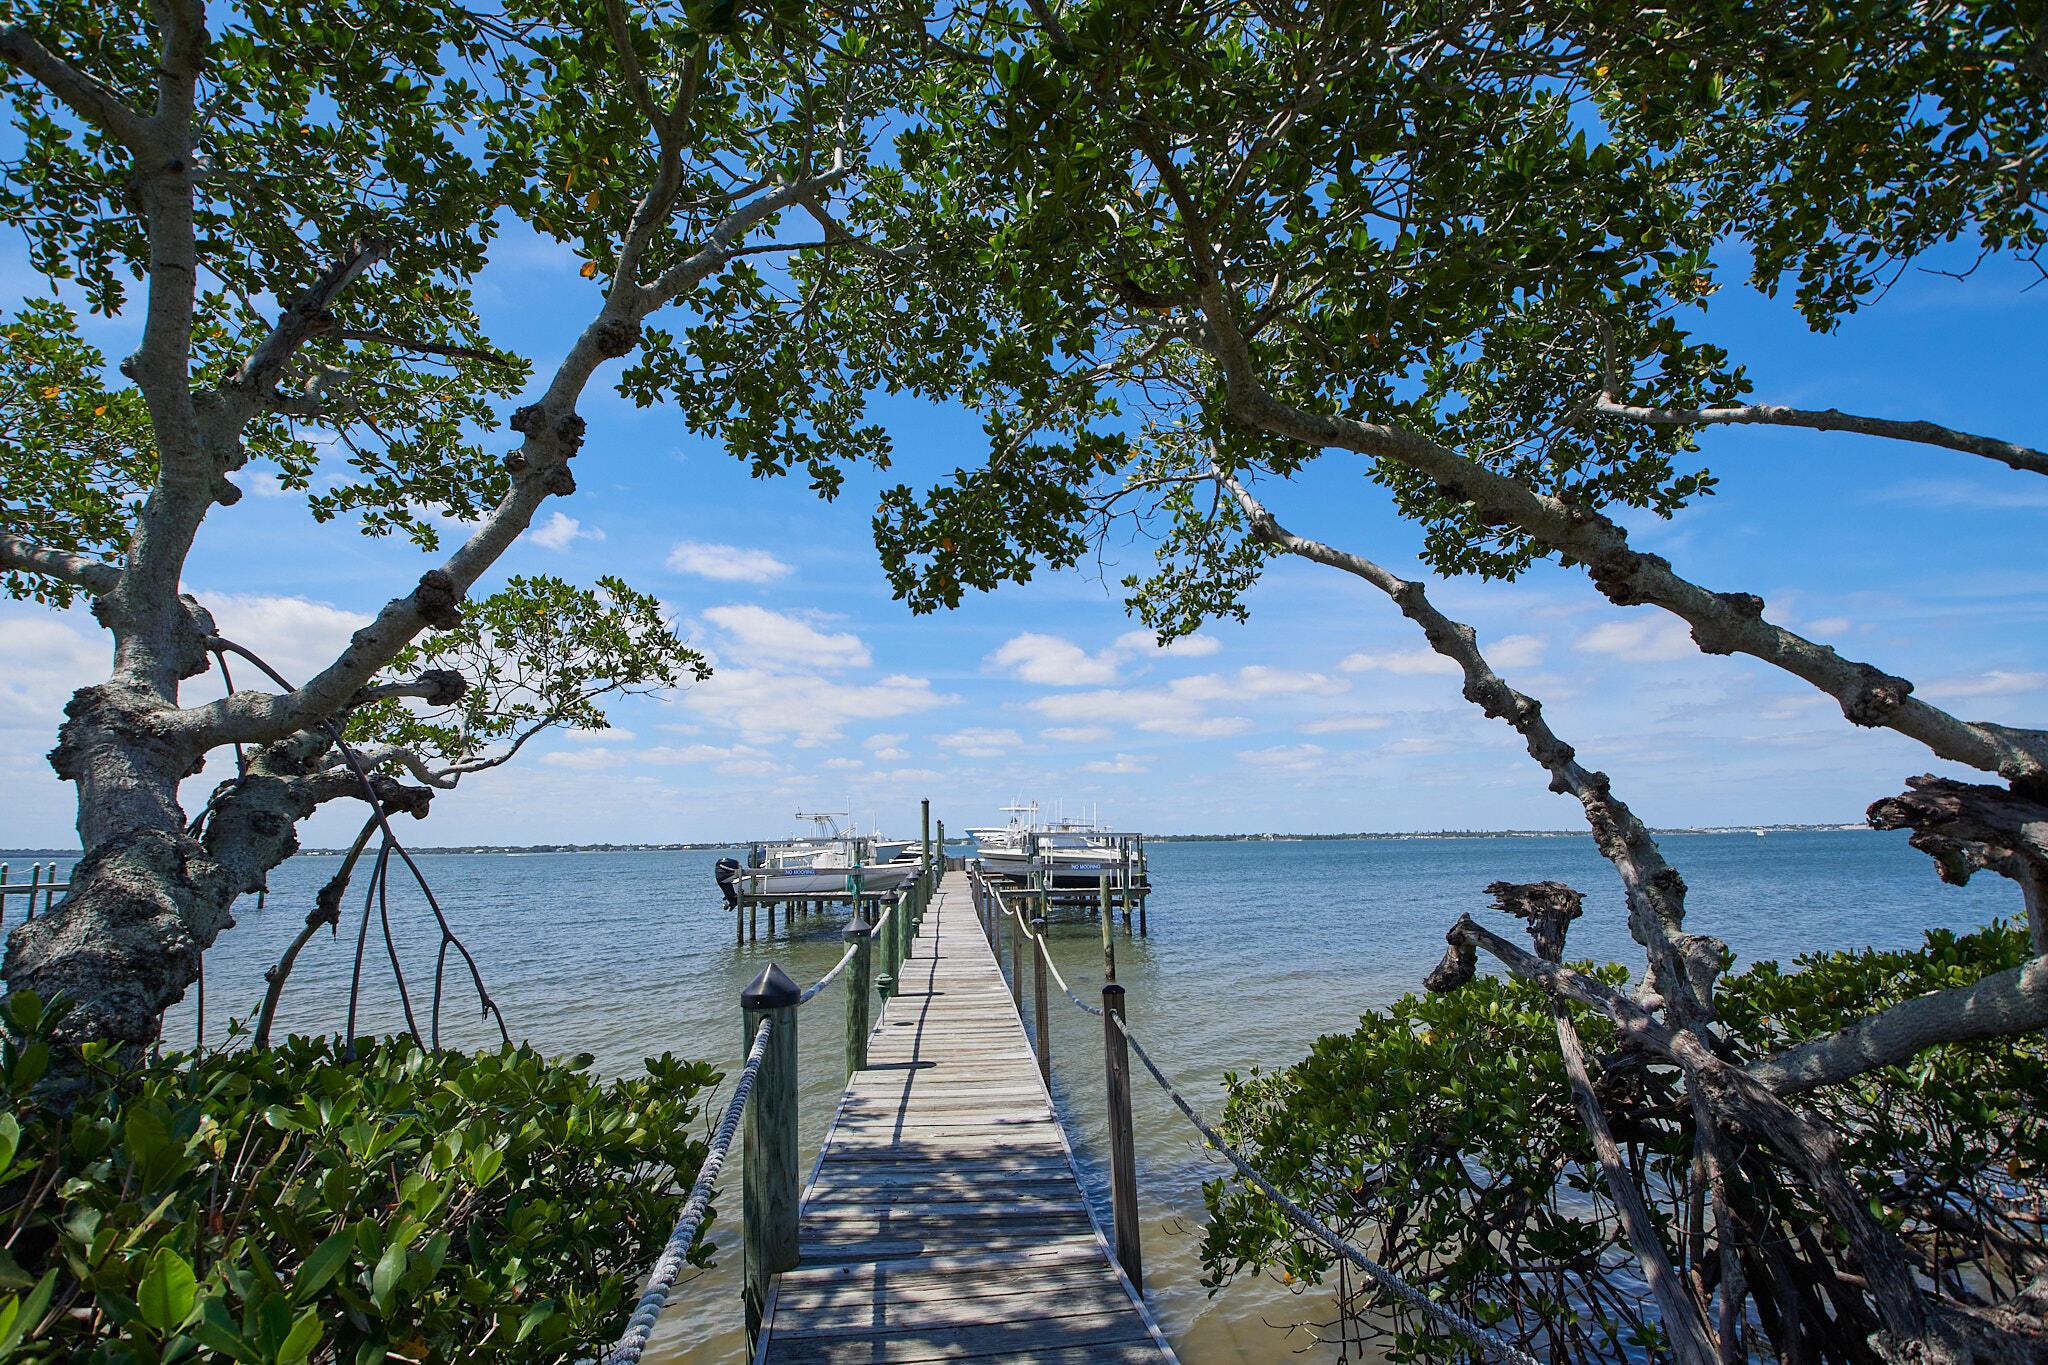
[1109,1012,1538,1365]
[972,871,1535,1364]
[798,939,858,1006]
[988,878,1103,1017]
[595,1016,774,1365]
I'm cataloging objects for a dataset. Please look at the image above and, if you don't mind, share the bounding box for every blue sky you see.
[3,224,2043,849]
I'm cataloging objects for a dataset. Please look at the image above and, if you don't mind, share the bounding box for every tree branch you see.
[1435,912,1950,1353]
[1196,303,2048,784]
[0,23,148,146]
[642,169,853,305]
[224,239,393,417]
[1594,395,2048,479]
[1217,467,1723,1017]
[1743,955,2048,1097]
[333,329,513,367]
[0,533,121,595]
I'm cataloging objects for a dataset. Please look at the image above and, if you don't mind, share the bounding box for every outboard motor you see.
[714,857,743,910]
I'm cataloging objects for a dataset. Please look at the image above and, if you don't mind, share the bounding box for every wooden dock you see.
[753,869,1176,1363]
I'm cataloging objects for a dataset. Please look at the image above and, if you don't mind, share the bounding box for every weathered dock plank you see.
[755,870,1175,1363]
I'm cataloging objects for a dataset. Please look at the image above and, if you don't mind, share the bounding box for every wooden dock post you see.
[1098,871,1116,981]
[1031,915,1050,1085]
[1102,981,1143,1289]
[1136,842,1149,936]
[921,797,932,874]
[26,863,41,921]
[844,919,872,1075]
[749,899,758,942]
[1009,897,1023,1011]
[741,963,801,1344]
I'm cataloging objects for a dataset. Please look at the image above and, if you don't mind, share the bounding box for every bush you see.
[0,996,721,1363]
[1202,922,2046,1363]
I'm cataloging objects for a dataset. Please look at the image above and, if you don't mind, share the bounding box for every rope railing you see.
[1112,1013,1540,1365]
[798,938,859,1006]
[972,869,1539,1365]
[991,880,1102,1016]
[595,1015,774,1365]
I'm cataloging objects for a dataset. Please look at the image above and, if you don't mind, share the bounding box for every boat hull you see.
[739,860,919,898]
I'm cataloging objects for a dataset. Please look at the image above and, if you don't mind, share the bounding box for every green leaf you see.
[370,1241,409,1312]
[0,1269,57,1354]
[277,1307,324,1365]
[292,1230,356,1303]
[138,1247,198,1333]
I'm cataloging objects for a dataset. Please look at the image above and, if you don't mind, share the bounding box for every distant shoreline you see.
[1,823,1878,859]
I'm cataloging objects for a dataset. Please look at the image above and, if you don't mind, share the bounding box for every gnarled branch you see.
[1198,312,2048,783]
[0,533,121,595]
[1594,395,2048,479]
[0,23,148,146]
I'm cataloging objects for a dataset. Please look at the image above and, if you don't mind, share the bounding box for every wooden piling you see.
[1009,900,1023,1011]
[25,864,40,921]
[844,919,872,1076]
[1102,981,1143,1289]
[741,963,801,1344]
[1099,871,1116,982]
[749,899,758,942]
[1032,915,1050,1085]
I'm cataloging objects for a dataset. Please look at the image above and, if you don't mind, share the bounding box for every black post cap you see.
[842,920,871,943]
[1102,981,1126,1002]
[742,962,801,1010]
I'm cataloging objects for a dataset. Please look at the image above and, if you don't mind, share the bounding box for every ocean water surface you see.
[10,830,2020,1362]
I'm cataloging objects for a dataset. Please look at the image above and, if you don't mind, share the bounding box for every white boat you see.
[971,802,1143,890]
[715,810,923,903]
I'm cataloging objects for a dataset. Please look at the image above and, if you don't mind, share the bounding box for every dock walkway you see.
[754,870,1176,1363]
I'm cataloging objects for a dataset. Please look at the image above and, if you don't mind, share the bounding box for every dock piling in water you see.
[1032,913,1051,1085]
[1102,980,1143,1290]
[740,963,801,1344]
[844,919,872,1076]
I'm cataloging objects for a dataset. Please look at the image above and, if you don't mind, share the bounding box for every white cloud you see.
[640,740,784,776]
[1805,617,1854,637]
[0,611,107,728]
[1236,743,1327,773]
[1919,669,2048,700]
[1112,629,1222,659]
[196,592,373,687]
[871,746,908,760]
[667,540,793,583]
[986,632,1121,686]
[1168,715,1257,737]
[528,511,603,551]
[940,726,1023,758]
[1022,668,1332,739]
[865,732,907,749]
[1082,753,1150,774]
[227,468,291,498]
[1171,667,1348,701]
[988,628,1232,688]
[540,746,625,770]
[1300,713,1393,735]
[1487,633,1547,669]
[1576,615,1697,663]
[823,756,863,770]
[682,668,952,744]
[1043,725,1114,744]
[1340,647,1459,676]
[701,605,870,670]
[566,727,635,743]
[1384,737,1452,756]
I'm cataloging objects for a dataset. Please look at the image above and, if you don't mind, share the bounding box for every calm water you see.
[8,831,2020,1362]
